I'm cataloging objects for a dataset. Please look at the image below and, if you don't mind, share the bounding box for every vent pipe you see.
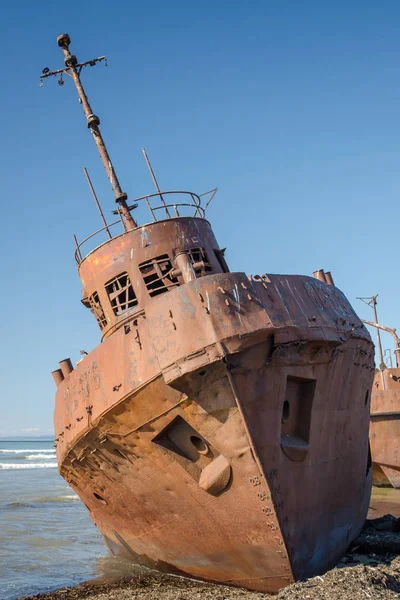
[312,269,334,286]
[52,369,65,387]
[59,358,74,378]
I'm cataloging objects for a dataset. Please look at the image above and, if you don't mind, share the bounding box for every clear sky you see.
[1,0,399,436]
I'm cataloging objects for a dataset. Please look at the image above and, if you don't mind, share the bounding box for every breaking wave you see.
[26,454,55,460]
[0,449,55,454]
[0,462,58,470]
[2,496,79,511]
[35,495,79,503]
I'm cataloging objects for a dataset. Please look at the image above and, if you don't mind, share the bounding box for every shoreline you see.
[18,514,400,600]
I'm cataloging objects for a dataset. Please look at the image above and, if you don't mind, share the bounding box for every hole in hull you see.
[190,435,209,455]
[93,492,107,505]
[280,376,316,461]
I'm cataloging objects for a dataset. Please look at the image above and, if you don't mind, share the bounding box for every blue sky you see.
[0,0,399,436]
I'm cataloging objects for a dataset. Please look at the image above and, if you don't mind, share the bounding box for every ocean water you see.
[0,440,133,600]
[2,441,400,600]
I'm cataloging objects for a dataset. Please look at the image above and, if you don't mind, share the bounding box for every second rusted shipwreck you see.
[362,298,400,488]
[47,34,375,593]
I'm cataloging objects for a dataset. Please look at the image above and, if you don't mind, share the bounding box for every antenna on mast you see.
[200,188,218,211]
[358,294,387,391]
[83,168,112,239]
[357,294,385,369]
[40,33,137,230]
[142,148,171,218]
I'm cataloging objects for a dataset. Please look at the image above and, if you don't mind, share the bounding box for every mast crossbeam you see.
[40,34,136,230]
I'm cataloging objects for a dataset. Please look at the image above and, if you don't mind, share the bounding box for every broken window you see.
[89,292,107,329]
[185,247,213,277]
[139,255,179,297]
[105,272,138,316]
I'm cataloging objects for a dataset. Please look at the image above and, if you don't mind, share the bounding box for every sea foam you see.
[27,454,55,460]
[0,462,58,470]
[0,449,55,454]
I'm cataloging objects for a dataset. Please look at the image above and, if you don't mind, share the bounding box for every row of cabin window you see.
[88,249,216,330]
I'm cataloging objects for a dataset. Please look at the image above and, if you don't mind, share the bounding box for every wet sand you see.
[18,487,400,600]
[369,486,400,519]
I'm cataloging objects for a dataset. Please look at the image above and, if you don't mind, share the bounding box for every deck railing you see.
[74,190,214,264]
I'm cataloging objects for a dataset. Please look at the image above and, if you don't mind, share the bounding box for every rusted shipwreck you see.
[361,297,400,488]
[46,34,375,593]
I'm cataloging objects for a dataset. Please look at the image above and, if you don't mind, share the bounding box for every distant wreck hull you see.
[54,269,374,592]
[370,368,400,488]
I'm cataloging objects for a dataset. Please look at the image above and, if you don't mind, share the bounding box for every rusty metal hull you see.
[370,368,400,488]
[54,262,374,592]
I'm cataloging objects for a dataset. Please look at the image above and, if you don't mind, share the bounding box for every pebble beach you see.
[16,545,400,600]
[16,490,400,600]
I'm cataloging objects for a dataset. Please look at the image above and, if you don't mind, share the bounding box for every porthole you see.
[190,435,209,455]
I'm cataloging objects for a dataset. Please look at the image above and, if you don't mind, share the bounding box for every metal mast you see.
[371,296,385,369]
[358,294,387,390]
[142,148,171,218]
[41,33,136,229]
[357,295,385,370]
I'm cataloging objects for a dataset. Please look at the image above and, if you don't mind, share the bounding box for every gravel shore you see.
[19,516,400,600]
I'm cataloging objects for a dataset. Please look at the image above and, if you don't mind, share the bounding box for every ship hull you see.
[370,368,400,488]
[55,271,374,592]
